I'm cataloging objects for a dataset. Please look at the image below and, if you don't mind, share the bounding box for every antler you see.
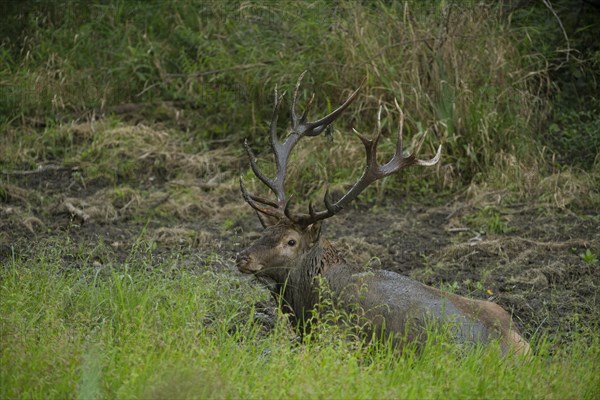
[240,72,361,220]
[291,99,441,226]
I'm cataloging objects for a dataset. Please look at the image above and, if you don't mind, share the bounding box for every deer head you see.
[236,222,322,278]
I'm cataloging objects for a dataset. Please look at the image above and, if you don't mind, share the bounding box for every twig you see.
[22,216,45,234]
[148,194,171,209]
[2,164,74,176]
[64,201,90,223]
[447,227,471,233]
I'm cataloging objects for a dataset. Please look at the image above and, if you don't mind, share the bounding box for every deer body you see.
[237,223,530,355]
[237,73,529,355]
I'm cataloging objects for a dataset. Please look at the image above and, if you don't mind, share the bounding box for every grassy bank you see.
[1,243,598,399]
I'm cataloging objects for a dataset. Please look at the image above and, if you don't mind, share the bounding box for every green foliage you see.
[220,218,236,231]
[510,0,600,171]
[464,206,511,235]
[580,248,598,265]
[0,185,7,202]
[546,98,600,169]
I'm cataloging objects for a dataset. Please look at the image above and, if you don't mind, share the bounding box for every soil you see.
[1,156,598,345]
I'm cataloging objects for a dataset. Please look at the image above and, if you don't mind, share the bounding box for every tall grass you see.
[2,0,551,184]
[1,240,598,399]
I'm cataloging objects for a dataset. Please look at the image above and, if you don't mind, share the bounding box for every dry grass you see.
[81,124,238,182]
[467,150,600,210]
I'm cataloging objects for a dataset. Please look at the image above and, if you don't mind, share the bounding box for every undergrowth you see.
[1,0,559,185]
[1,1,598,207]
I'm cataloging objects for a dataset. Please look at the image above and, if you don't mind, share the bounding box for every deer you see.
[236,73,530,356]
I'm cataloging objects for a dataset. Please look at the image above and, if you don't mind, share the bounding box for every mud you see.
[1,158,598,345]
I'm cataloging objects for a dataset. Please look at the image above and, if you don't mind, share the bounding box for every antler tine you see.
[399,102,440,166]
[394,101,405,159]
[290,71,307,129]
[416,145,442,166]
[239,176,284,218]
[291,71,362,137]
[387,98,442,170]
[244,139,274,192]
[242,84,287,197]
[294,100,441,227]
[300,86,362,137]
[269,85,284,172]
[266,86,295,207]
[283,196,298,223]
[241,84,289,216]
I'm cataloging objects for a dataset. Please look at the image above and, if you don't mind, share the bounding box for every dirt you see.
[1,154,599,345]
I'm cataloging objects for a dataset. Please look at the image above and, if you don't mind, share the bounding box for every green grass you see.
[1,241,599,399]
[463,206,512,235]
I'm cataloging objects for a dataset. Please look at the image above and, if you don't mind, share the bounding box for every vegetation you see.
[1,1,599,398]
[2,242,598,399]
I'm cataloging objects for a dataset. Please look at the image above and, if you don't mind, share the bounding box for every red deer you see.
[236,73,530,355]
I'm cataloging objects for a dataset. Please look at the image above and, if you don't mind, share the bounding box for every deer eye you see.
[287,239,296,246]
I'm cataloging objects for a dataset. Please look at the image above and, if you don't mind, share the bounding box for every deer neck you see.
[276,239,346,326]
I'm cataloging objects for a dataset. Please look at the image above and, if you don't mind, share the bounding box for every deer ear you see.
[256,212,279,228]
[305,222,322,243]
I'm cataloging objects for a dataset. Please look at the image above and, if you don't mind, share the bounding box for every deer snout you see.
[235,251,260,274]
[235,252,249,264]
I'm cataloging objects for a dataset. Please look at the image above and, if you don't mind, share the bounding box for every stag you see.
[236,73,530,355]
